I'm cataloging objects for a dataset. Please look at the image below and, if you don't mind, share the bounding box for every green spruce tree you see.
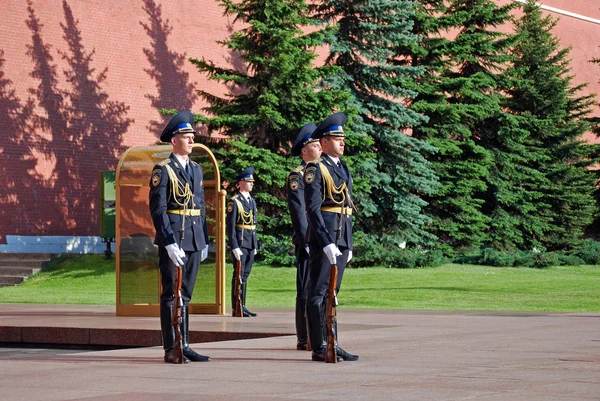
[188,0,347,264]
[500,0,598,251]
[407,0,517,255]
[190,0,344,150]
[314,0,440,252]
[586,46,600,238]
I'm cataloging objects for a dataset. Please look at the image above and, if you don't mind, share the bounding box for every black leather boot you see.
[307,301,342,362]
[242,281,257,317]
[306,301,324,360]
[160,304,189,364]
[334,321,358,361]
[296,296,309,350]
[181,305,210,362]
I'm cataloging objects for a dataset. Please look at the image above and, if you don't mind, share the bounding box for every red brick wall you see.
[0,0,598,239]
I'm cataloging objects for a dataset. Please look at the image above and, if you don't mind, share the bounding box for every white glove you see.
[166,243,185,266]
[348,250,352,263]
[254,249,257,255]
[304,245,310,255]
[323,243,342,265]
[232,248,243,261]
[201,245,209,262]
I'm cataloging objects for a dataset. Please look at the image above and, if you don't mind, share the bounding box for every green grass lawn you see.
[0,255,598,312]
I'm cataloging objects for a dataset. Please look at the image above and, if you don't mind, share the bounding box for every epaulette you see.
[157,159,170,166]
[319,157,332,166]
[306,157,322,167]
[289,165,304,178]
[231,193,240,200]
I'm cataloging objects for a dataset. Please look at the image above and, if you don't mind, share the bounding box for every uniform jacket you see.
[226,193,258,250]
[287,162,308,248]
[149,153,209,252]
[304,154,353,249]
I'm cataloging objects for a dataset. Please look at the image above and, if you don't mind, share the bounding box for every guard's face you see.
[172,133,195,156]
[238,180,254,193]
[322,136,344,157]
[302,141,322,161]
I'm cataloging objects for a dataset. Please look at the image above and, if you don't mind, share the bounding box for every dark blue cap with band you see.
[236,166,256,182]
[312,112,347,140]
[160,110,196,142]
[291,122,318,156]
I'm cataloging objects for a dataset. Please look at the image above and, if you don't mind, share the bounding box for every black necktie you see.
[337,161,348,181]
[185,162,191,177]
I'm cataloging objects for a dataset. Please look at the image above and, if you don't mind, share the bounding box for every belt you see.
[235,224,256,230]
[321,206,353,216]
[166,209,201,216]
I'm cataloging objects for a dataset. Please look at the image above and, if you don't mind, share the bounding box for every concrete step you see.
[0,266,42,276]
[0,259,48,268]
[0,253,52,287]
[0,276,25,286]
[0,253,53,261]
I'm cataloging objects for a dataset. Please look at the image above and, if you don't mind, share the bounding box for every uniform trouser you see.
[306,244,349,352]
[295,245,310,345]
[230,247,255,309]
[158,246,201,350]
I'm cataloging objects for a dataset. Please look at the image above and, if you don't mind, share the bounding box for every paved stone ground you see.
[0,305,598,400]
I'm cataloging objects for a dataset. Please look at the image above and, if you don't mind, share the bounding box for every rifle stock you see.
[172,264,185,363]
[233,259,243,317]
[171,212,186,364]
[325,261,338,363]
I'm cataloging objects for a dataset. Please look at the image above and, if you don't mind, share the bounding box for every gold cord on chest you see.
[165,165,194,210]
[318,163,355,211]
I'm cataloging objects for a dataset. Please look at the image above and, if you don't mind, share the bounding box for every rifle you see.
[325,227,342,363]
[233,258,243,317]
[172,213,186,364]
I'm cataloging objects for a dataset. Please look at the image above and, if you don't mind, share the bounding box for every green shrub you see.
[454,248,586,268]
[532,252,559,268]
[351,232,447,268]
[480,248,516,267]
[512,250,537,267]
[257,235,295,267]
[575,239,600,265]
[556,254,585,266]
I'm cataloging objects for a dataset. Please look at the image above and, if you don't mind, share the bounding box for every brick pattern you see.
[0,0,598,240]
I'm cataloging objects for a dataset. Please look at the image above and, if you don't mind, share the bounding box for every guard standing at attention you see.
[303,112,359,362]
[227,167,259,317]
[149,110,211,363]
[287,122,321,350]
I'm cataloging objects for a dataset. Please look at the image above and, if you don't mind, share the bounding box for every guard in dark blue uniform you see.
[149,110,210,363]
[227,167,259,317]
[287,122,321,350]
[304,112,359,362]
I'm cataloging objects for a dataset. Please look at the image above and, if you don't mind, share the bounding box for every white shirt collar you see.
[328,156,340,165]
[239,191,251,200]
[173,154,189,169]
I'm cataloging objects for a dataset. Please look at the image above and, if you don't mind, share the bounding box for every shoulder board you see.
[231,194,240,200]
[190,160,198,166]
[289,165,304,178]
[319,157,332,166]
[306,158,321,168]
[157,159,170,166]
